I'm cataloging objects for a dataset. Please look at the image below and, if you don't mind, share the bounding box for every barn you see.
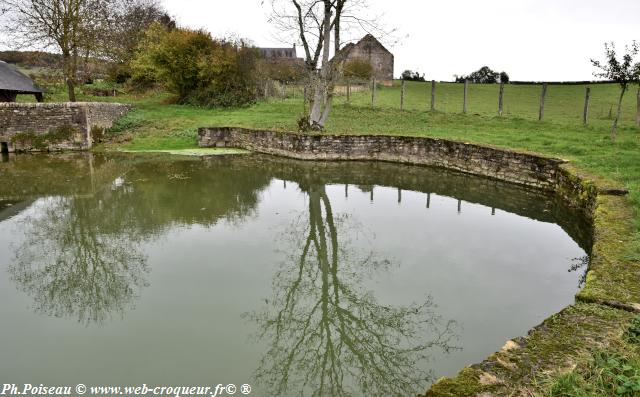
[0,61,44,102]
[340,34,394,86]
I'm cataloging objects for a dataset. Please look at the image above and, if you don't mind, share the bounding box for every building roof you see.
[259,47,297,59]
[352,34,392,55]
[0,61,44,93]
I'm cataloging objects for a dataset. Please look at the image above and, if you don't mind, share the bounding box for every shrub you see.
[258,59,305,83]
[343,58,373,80]
[130,23,259,107]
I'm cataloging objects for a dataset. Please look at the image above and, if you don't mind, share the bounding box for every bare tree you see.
[591,41,640,142]
[0,0,113,101]
[100,0,174,65]
[268,0,391,130]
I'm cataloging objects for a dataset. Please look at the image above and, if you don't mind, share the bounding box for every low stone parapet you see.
[199,127,566,191]
[0,102,131,152]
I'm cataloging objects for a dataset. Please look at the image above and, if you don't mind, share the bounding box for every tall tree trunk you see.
[308,3,333,129]
[63,52,77,102]
[611,85,627,142]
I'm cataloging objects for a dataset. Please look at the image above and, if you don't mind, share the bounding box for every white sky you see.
[161,0,639,81]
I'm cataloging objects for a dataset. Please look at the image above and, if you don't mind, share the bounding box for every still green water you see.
[0,153,588,396]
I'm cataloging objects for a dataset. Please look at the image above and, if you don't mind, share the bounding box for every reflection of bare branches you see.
[248,183,458,396]
[9,197,149,326]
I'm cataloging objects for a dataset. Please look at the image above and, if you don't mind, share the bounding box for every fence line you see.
[583,87,591,125]
[262,79,640,126]
[539,83,548,121]
[498,82,504,117]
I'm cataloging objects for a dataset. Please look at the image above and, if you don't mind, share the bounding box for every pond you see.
[0,153,589,396]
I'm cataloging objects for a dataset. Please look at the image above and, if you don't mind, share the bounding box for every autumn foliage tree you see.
[130,24,260,107]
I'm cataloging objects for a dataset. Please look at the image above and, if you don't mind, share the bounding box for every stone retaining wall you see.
[199,127,566,190]
[199,127,601,218]
[0,102,131,152]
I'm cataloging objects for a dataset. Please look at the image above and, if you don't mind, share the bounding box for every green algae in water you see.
[117,147,251,156]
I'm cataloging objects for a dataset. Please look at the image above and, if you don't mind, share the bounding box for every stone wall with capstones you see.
[0,102,131,152]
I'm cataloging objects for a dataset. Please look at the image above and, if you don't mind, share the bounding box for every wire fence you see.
[264,79,640,127]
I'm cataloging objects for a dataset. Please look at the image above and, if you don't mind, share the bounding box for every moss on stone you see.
[11,124,80,151]
[577,194,640,308]
[424,367,492,397]
[422,303,634,396]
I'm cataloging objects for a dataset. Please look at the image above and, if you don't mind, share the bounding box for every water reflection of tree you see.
[248,181,458,396]
[9,196,150,326]
[7,155,274,326]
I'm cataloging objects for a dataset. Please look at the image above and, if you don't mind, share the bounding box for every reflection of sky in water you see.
[0,156,585,396]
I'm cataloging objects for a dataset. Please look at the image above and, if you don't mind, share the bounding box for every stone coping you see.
[0,102,131,108]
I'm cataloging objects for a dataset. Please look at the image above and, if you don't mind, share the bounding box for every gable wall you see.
[345,37,394,82]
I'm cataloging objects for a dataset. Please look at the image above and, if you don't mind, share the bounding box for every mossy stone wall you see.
[0,102,130,152]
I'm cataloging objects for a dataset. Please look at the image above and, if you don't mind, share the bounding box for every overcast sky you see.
[161,0,639,81]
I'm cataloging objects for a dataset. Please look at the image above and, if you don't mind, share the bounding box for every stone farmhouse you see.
[258,45,305,68]
[0,61,44,102]
[340,34,394,86]
[259,46,298,60]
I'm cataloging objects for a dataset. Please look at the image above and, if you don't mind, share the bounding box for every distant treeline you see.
[0,51,63,68]
[396,79,617,85]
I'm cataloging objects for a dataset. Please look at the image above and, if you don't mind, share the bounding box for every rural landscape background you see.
[1,0,640,395]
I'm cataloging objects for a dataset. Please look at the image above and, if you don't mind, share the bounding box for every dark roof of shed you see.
[0,61,44,93]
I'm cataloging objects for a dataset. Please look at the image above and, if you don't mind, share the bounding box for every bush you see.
[343,58,373,80]
[258,59,305,83]
[107,63,133,84]
[401,70,426,82]
[130,23,259,107]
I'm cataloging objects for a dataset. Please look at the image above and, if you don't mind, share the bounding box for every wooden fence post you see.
[636,88,640,127]
[583,87,591,125]
[463,80,469,114]
[400,79,406,111]
[539,82,548,121]
[347,79,351,103]
[430,80,436,111]
[371,77,376,107]
[498,82,504,117]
